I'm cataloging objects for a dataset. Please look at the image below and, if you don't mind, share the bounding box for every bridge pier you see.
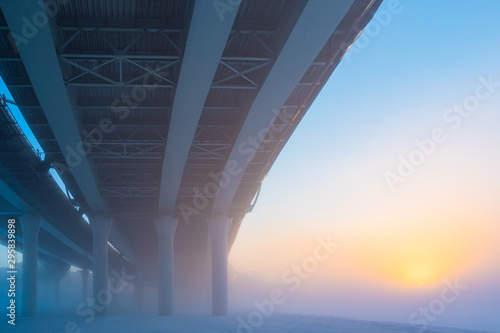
[20,214,41,317]
[81,269,89,303]
[90,215,112,316]
[154,215,178,315]
[207,216,231,316]
[51,264,70,311]
[134,279,144,314]
[39,262,70,313]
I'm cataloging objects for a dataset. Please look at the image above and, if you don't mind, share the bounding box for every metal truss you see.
[226,30,275,57]
[81,123,167,160]
[110,212,156,220]
[194,125,234,143]
[74,97,243,109]
[88,142,165,160]
[89,125,166,142]
[100,173,161,186]
[212,30,276,89]
[212,60,271,89]
[100,186,158,198]
[177,186,206,198]
[189,142,232,160]
[60,56,179,88]
[56,23,277,90]
[59,27,182,88]
[86,139,233,161]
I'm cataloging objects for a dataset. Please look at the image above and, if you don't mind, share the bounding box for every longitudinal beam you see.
[158,0,240,214]
[0,178,91,262]
[0,224,76,268]
[0,0,136,262]
[0,177,30,213]
[211,0,355,215]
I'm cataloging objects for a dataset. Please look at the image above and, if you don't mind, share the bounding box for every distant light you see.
[108,242,133,263]
[292,109,301,122]
[69,265,82,272]
[260,171,269,184]
[82,214,90,224]
[108,241,120,253]
[49,169,71,199]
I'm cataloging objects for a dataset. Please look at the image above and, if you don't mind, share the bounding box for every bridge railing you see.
[1,94,45,162]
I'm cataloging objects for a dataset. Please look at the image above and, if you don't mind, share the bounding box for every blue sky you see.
[230,1,500,331]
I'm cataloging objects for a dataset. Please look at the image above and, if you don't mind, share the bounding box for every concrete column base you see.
[81,269,89,302]
[207,216,231,316]
[90,215,112,316]
[154,215,178,316]
[20,215,42,317]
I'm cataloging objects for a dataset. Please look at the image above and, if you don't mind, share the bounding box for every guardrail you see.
[1,93,45,161]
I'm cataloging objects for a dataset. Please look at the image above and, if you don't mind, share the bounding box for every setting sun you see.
[347,224,484,288]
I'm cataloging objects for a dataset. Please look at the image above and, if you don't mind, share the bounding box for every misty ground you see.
[1,314,495,333]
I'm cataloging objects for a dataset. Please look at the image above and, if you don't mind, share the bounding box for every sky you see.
[228,0,500,332]
[1,79,75,189]
[0,0,499,332]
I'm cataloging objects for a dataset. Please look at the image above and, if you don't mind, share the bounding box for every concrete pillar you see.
[153,215,178,316]
[207,216,231,316]
[20,214,42,317]
[90,215,112,316]
[134,281,144,312]
[81,269,89,302]
[52,278,61,310]
[51,264,69,311]
[133,273,145,314]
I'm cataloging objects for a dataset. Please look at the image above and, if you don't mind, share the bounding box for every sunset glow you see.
[228,1,500,331]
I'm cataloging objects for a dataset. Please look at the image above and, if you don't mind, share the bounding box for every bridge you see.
[0,0,381,317]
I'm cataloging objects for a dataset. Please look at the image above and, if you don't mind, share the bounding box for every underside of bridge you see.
[0,0,381,316]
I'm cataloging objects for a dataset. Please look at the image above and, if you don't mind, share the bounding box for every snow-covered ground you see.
[1,314,495,333]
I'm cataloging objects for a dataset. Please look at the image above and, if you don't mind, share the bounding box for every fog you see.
[0,232,498,333]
